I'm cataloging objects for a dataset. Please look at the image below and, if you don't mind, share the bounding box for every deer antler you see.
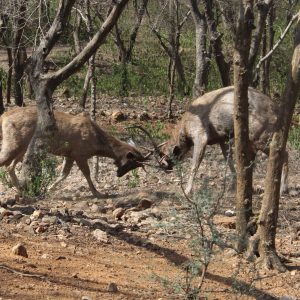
[128,125,171,171]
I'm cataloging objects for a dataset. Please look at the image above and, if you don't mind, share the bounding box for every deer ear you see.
[126,152,135,159]
[173,146,181,157]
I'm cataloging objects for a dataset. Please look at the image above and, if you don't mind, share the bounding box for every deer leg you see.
[185,136,207,195]
[6,159,22,192]
[219,141,236,190]
[48,157,74,192]
[75,158,104,198]
[280,150,289,195]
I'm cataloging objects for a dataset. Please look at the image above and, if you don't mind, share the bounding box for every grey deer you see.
[159,86,288,195]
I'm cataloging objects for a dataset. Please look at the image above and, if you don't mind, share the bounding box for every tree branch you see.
[255,12,299,73]
[47,0,129,86]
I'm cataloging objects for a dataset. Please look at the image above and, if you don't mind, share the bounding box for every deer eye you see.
[126,152,135,160]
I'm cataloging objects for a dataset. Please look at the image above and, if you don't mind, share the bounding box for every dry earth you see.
[0,91,300,300]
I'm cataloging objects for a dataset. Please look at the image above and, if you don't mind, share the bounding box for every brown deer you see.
[158,86,288,195]
[0,106,149,197]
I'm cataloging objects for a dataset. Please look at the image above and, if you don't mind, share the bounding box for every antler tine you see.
[128,125,161,154]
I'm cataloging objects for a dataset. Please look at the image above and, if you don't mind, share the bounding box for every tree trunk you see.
[0,73,4,115]
[189,0,209,98]
[6,47,12,104]
[233,0,254,252]
[12,1,26,107]
[203,0,231,87]
[247,20,300,272]
[21,0,129,193]
[80,65,92,108]
[73,13,82,55]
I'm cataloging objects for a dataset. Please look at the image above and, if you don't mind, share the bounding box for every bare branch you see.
[255,12,299,73]
[48,0,129,86]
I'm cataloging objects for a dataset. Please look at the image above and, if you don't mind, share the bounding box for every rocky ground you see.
[0,93,300,300]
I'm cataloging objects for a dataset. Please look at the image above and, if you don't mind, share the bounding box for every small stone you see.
[224,209,236,217]
[92,229,109,243]
[35,225,46,234]
[12,243,28,258]
[90,204,100,213]
[31,210,43,220]
[290,270,297,276]
[139,111,151,121]
[42,216,57,224]
[0,207,12,217]
[279,296,296,300]
[81,296,92,300]
[107,282,118,293]
[289,189,298,197]
[136,199,152,210]
[112,208,125,220]
[111,111,126,123]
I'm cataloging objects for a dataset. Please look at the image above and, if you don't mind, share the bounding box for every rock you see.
[92,229,109,243]
[213,215,236,229]
[107,282,118,293]
[224,209,236,217]
[290,270,297,276]
[111,111,126,123]
[279,297,297,300]
[42,215,57,224]
[139,111,151,121]
[90,204,100,213]
[12,243,28,258]
[289,189,298,197]
[30,210,43,220]
[81,296,92,300]
[35,225,47,234]
[0,207,13,217]
[112,208,125,220]
[0,198,16,207]
[136,199,152,211]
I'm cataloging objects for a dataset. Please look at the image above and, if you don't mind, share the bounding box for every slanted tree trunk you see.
[189,0,210,98]
[0,73,4,115]
[203,0,231,87]
[21,0,129,191]
[233,0,254,252]
[12,0,26,107]
[6,47,12,104]
[247,18,300,272]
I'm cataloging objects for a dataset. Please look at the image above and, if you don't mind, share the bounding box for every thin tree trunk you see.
[190,0,209,98]
[12,1,26,107]
[233,0,254,252]
[6,47,12,104]
[0,74,4,115]
[80,65,92,108]
[73,13,82,55]
[247,19,300,272]
[167,58,176,118]
[203,0,231,87]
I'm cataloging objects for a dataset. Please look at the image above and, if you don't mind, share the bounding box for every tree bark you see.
[6,47,12,104]
[0,73,4,115]
[203,0,231,87]
[21,0,129,190]
[247,18,300,272]
[233,0,254,252]
[12,1,26,107]
[189,0,210,98]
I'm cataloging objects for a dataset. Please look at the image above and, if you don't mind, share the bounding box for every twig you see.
[0,264,50,282]
[256,13,299,72]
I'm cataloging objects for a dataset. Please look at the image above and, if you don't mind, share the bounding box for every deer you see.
[155,86,289,195]
[0,106,150,198]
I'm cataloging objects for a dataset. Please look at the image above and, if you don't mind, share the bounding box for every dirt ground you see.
[0,92,300,300]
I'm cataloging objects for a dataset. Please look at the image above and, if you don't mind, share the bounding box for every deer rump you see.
[161,86,288,195]
[0,106,146,198]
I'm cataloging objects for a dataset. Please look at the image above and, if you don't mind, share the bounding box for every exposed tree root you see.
[245,232,286,273]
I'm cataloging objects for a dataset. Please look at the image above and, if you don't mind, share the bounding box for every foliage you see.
[153,162,237,298]
[128,168,140,188]
[23,156,58,198]
[0,169,13,188]
[288,123,300,150]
